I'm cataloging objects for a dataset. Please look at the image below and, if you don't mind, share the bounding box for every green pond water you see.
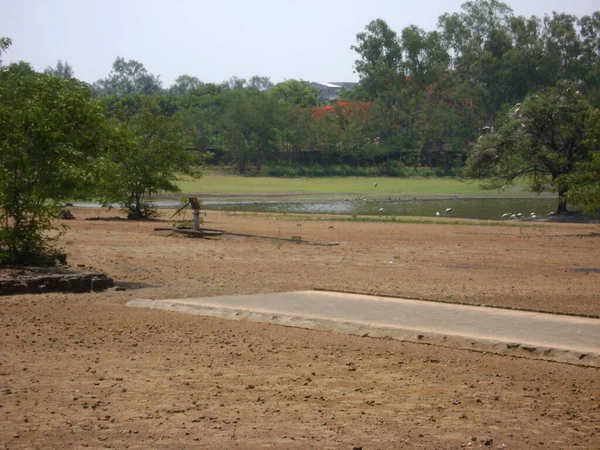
[200,197,560,220]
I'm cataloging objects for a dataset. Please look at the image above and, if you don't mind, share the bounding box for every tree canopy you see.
[97,94,205,218]
[0,64,114,264]
[467,84,597,213]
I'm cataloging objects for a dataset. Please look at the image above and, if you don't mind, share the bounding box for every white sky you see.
[1,0,598,87]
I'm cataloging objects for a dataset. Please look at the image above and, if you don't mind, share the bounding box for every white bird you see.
[510,214,517,219]
[516,213,523,218]
[374,182,378,188]
[501,213,510,219]
[530,212,536,216]
[378,208,384,215]
[436,212,440,217]
[445,208,452,213]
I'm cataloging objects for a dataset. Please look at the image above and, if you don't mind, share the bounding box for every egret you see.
[501,213,510,219]
[436,212,440,217]
[516,213,523,218]
[378,208,384,215]
[445,208,452,213]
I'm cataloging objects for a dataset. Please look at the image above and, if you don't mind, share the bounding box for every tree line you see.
[31,1,600,180]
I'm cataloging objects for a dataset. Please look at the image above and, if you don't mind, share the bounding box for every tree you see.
[0,37,11,65]
[269,79,321,107]
[467,84,598,213]
[400,26,449,88]
[44,60,74,79]
[247,75,273,91]
[98,95,203,218]
[563,109,600,213]
[220,90,280,173]
[93,57,162,97]
[169,74,203,95]
[351,19,404,101]
[0,64,113,265]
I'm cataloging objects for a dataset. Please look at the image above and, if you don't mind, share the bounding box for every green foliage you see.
[220,90,281,173]
[563,110,600,213]
[169,75,204,95]
[93,57,162,97]
[44,60,74,79]
[269,79,321,107]
[0,37,11,65]
[467,84,598,213]
[0,64,112,265]
[97,95,204,218]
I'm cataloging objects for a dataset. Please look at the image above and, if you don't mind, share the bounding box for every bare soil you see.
[1,208,599,449]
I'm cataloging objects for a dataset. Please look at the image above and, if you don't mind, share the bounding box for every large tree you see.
[0,64,113,264]
[563,109,600,213]
[467,84,598,213]
[93,57,162,97]
[98,95,203,218]
[220,90,280,173]
[351,19,404,102]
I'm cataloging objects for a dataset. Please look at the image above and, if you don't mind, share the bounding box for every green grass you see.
[176,175,530,198]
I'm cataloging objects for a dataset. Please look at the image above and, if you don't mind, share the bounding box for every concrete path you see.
[127,291,600,367]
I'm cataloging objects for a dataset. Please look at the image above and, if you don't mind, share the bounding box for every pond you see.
[199,197,560,220]
[74,197,562,220]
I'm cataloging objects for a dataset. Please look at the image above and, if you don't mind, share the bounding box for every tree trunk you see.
[556,187,568,214]
[135,193,141,216]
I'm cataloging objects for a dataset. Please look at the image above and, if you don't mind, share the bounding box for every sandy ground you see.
[1,208,599,449]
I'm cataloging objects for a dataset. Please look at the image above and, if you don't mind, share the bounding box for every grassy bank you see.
[177,175,530,198]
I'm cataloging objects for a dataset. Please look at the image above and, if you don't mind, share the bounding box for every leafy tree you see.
[247,75,273,91]
[311,102,375,165]
[269,79,321,107]
[351,19,404,102]
[44,60,74,79]
[98,95,203,218]
[0,64,113,265]
[400,26,449,88]
[578,12,600,106]
[220,90,280,173]
[563,109,600,213]
[169,74,203,95]
[467,84,597,213]
[0,37,11,65]
[93,57,162,97]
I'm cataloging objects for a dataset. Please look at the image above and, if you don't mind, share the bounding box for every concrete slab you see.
[127,291,600,367]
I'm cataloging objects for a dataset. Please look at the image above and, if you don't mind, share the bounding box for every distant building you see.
[309,81,358,102]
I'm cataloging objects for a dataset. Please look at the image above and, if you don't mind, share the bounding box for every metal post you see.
[193,209,200,231]
[189,197,201,231]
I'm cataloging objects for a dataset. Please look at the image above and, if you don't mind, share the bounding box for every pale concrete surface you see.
[128,291,600,367]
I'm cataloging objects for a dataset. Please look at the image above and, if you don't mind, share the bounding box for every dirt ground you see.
[1,208,599,449]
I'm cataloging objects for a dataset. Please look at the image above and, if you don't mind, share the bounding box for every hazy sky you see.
[1,0,598,87]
